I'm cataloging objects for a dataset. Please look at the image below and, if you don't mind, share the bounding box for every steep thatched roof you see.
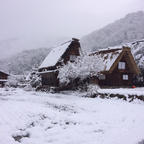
[39,40,72,69]
[90,46,140,74]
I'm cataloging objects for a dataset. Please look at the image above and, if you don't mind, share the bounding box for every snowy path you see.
[0,88,144,144]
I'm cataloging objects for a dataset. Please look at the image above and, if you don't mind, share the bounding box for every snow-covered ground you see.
[98,87,144,96]
[0,88,144,144]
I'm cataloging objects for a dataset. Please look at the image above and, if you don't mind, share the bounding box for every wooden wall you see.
[0,72,8,87]
[41,71,59,87]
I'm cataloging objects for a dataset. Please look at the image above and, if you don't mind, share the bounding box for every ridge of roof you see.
[90,45,131,56]
[90,48,122,56]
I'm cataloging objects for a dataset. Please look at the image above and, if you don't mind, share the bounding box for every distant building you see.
[38,38,81,87]
[0,71,9,87]
[90,46,140,87]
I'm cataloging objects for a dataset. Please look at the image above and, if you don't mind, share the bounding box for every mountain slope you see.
[0,36,70,59]
[130,40,144,69]
[81,11,144,52]
[0,48,51,74]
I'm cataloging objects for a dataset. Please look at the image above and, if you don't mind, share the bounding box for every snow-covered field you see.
[0,88,144,144]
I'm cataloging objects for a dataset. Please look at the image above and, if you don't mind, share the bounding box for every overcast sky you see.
[0,0,144,59]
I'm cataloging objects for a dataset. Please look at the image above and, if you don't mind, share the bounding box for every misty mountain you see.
[0,36,70,59]
[0,48,51,75]
[81,11,144,52]
[0,36,71,74]
[1,11,144,75]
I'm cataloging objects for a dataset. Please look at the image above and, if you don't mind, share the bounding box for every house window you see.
[118,62,126,70]
[70,55,77,61]
[123,74,128,80]
[98,74,106,80]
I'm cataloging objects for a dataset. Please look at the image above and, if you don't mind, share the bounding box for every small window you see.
[98,74,106,80]
[123,74,128,80]
[70,55,77,61]
[118,62,126,70]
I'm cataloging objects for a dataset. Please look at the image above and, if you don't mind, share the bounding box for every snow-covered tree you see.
[58,55,104,85]
[6,75,26,88]
[26,67,42,89]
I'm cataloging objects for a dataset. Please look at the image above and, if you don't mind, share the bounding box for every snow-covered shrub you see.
[6,75,26,88]
[23,84,33,91]
[58,55,104,86]
[4,86,10,91]
[133,67,144,87]
[86,84,100,97]
[30,74,41,88]
[26,68,42,89]
[6,75,19,88]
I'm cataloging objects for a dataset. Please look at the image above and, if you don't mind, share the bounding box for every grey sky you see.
[0,0,143,59]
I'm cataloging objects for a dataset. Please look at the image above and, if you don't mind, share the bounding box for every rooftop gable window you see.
[118,62,126,70]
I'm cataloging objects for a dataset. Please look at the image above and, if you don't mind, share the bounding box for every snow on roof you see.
[39,40,72,69]
[91,47,123,71]
[102,49,122,71]
[0,70,9,75]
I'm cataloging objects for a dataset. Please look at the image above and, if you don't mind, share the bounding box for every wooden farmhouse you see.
[38,38,81,87]
[90,46,140,87]
[39,39,140,89]
[0,71,9,87]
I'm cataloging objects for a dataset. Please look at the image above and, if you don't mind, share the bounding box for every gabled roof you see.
[91,46,140,74]
[91,47,123,72]
[39,40,72,69]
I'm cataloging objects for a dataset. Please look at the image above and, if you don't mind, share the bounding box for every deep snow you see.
[0,88,144,144]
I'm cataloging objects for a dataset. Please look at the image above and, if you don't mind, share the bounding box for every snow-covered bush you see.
[26,68,42,89]
[30,74,41,88]
[58,55,104,86]
[133,67,144,87]
[6,75,26,88]
[86,84,100,96]
[23,84,33,91]
[6,76,19,88]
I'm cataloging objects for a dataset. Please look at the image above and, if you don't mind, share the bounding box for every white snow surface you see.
[39,41,71,69]
[0,88,144,144]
